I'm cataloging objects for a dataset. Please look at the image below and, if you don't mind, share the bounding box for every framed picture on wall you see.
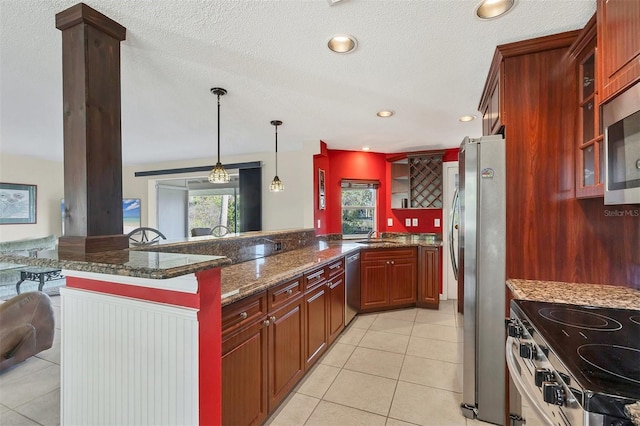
[61,198,141,234]
[318,169,326,210]
[0,182,37,224]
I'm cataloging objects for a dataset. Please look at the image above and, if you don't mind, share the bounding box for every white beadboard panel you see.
[61,287,199,425]
[62,269,199,293]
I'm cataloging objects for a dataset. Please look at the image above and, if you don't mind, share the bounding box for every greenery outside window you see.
[189,187,238,233]
[341,179,379,238]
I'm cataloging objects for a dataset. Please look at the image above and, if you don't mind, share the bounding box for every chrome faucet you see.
[367,230,376,240]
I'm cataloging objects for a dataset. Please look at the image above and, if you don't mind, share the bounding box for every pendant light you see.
[269,120,284,192]
[208,87,230,183]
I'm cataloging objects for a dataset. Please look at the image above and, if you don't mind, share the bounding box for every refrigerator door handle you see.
[449,187,459,280]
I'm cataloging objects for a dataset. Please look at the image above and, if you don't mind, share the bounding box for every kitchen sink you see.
[355,239,399,245]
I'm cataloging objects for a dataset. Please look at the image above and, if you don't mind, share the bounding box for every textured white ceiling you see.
[0,0,595,165]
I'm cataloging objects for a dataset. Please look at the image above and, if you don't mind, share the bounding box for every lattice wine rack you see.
[409,154,443,208]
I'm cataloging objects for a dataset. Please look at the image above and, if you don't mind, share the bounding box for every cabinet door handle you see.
[270,316,276,322]
[239,311,248,320]
[391,260,395,265]
[286,289,293,295]
[263,319,270,327]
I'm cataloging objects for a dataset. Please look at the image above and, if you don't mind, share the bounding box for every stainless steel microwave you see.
[603,82,640,205]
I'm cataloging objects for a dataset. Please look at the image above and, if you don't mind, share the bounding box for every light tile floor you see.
[266,300,492,426]
[0,294,61,426]
[0,297,492,426]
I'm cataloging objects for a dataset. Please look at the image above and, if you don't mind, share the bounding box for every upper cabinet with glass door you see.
[569,15,604,198]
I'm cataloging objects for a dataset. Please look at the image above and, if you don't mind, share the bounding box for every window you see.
[189,187,238,233]
[341,180,379,238]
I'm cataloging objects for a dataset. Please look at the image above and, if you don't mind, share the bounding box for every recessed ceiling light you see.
[328,35,358,53]
[377,110,394,118]
[458,115,477,122]
[362,146,371,151]
[327,0,347,5]
[475,0,515,19]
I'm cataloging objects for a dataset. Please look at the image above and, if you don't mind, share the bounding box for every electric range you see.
[506,299,639,426]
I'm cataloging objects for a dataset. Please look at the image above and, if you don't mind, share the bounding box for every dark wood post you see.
[55,3,129,256]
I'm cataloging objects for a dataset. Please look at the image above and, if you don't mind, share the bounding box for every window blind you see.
[340,179,380,189]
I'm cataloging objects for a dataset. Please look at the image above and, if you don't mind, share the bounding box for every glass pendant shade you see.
[208,87,230,184]
[209,162,230,184]
[270,175,284,192]
[269,120,284,192]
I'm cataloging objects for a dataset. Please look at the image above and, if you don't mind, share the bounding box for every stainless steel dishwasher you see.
[345,252,360,325]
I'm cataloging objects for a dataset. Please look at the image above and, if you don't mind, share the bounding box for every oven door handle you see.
[505,337,556,426]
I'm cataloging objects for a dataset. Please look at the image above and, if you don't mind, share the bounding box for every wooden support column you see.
[55,3,129,256]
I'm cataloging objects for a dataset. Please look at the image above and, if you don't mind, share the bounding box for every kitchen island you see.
[0,230,443,426]
[0,247,230,425]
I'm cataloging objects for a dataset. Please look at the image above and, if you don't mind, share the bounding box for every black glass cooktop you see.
[513,300,640,409]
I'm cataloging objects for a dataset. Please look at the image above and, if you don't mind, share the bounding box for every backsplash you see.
[135,229,317,264]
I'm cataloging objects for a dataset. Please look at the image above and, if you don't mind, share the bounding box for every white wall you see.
[123,146,317,232]
[0,143,316,242]
[0,153,64,242]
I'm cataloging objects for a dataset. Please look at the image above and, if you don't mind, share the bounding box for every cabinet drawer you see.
[361,247,417,261]
[326,258,345,279]
[222,291,267,336]
[268,276,303,311]
[304,266,327,289]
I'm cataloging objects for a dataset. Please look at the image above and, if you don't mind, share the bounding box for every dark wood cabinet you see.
[597,0,640,103]
[327,275,345,346]
[223,276,307,424]
[388,257,418,305]
[304,282,328,368]
[222,293,269,426]
[302,258,346,368]
[267,292,304,411]
[266,276,305,411]
[389,154,444,209]
[218,256,343,425]
[480,63,504,136]
[360,248,417,311]
[417,246,440,309]
[361,259,389,309]
[570,14,604,199]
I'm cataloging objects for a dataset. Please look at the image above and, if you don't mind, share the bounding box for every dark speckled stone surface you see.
[220,241,360,305]
[219,234,442,306]
[0,231,442,293]
[136,228,317,264]
[0,249,230,279]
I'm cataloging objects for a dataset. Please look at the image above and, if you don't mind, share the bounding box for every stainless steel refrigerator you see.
[455,135,506,424]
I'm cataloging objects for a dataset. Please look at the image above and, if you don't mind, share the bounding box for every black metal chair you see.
[210,225,230,237]
[190,228,212,237]
[127,227,167,246]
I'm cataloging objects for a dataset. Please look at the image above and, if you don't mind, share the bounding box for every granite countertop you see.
[349,235,443,248]
[507,279,640,310]
[0,249,231,280]
[219,235,442,306]
[133,228,315,250]
[0,231,438,291]
[221,241,360,305]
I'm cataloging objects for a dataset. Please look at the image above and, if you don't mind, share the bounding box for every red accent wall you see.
[313,141,330,235]
[313,146,459,236]
[321,149,388,234]
[386,208,443,233]
[443,148,459,162]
